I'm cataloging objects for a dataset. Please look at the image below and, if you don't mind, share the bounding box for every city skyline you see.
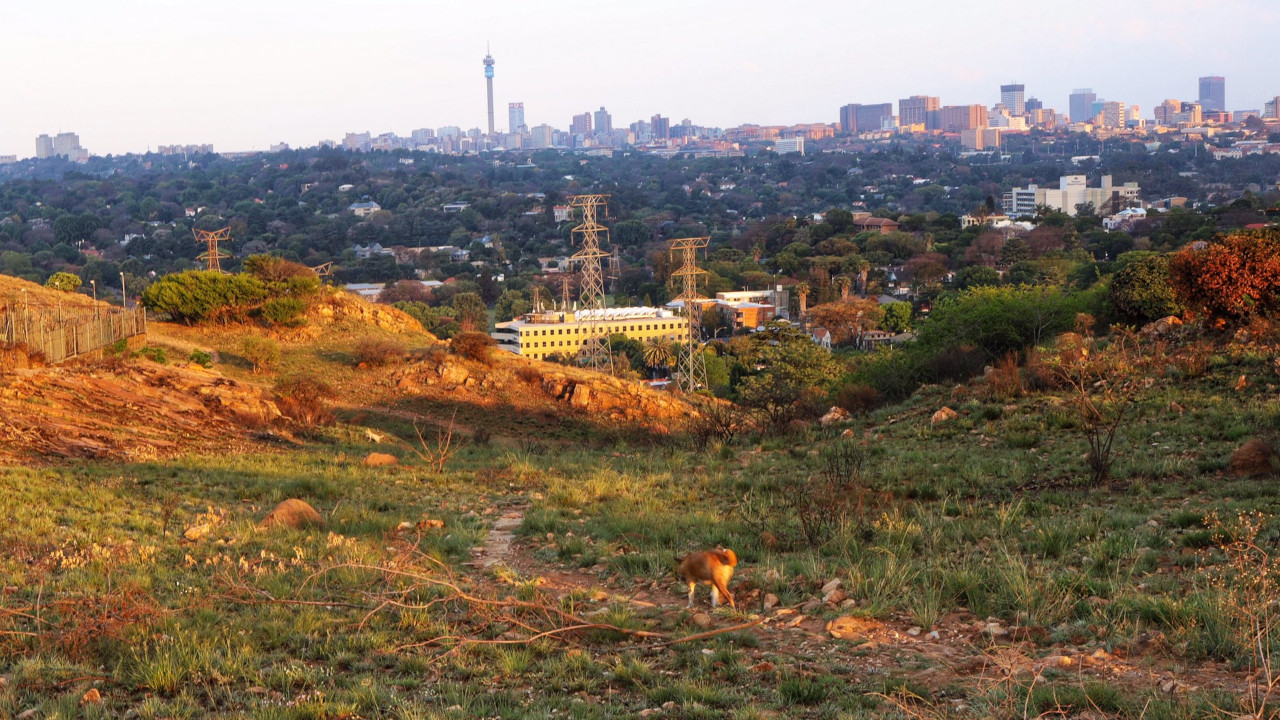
[2,0,1277,157]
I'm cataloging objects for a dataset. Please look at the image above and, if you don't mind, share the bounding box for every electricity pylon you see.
[194,227,232,272]
[569,194,613,373]
[669,236,710,393]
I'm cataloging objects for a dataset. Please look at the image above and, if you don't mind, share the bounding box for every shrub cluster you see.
[140,256,320,326]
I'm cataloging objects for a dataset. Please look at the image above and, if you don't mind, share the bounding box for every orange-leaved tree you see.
[1169,228,1280,323]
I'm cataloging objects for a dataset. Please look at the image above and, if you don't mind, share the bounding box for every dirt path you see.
[477,508,525,568]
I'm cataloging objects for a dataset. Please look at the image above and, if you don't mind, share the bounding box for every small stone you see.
[823,589,848,606]
[690,613,713,629]
[801,598,822,614]
[662,701,676,710]
[17,710,38,720]
[821,579,843,595]
[763,593,780,610]
[397,521,413,531]
[931,406,959,425]
[1160,679,1178,694]
[259,499,325,530]
[750,661,776,673]
[639,709,661,718]
[1043,654,1073,668]
[787,614,807,628]
[182,523,215,541]
[80,688,102,705]
[927,630,940,640]
[840,598,858,609]
[907,626,922,636]
[984,623,1008,637]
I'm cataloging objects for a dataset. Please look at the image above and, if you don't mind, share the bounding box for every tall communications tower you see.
[483,47,496,136]
[569,194,613,373]
[669,237,710,393]
[194,227,232,272]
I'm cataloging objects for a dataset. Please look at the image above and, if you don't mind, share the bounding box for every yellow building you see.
[492,307,689,360]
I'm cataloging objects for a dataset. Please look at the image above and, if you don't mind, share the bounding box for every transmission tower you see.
[607,247,621,294]
[669,236,710,393]
[194,227,232,272]
[569,194,613,373]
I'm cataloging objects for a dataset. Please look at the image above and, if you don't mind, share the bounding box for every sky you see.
[2,0,1276,158]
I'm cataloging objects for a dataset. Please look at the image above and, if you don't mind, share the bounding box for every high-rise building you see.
[483,48,496,136]
[571,113,592,136]
[651,114,670,140]
[35,134,54,159]
[938,105,988,132]
[898,96,940,128]
[530,124,555,149]
[1000,84,1026,116]
[1025,97,1043,112]
[1100,101,1126,129]
[593,107,612,134]
[1069,88,1097,124]
[508,102,525,133]
[52,132,84,160]
[1198,75,1225,113]
[1265,97,1280,120]
[839,103,893,134]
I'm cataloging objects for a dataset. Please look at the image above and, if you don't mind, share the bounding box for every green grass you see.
[3,338,1279,718]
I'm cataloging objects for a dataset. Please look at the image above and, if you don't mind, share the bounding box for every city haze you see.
[3,0,1276,156]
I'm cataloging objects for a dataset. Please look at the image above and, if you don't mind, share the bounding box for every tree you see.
[881,301,912,333]
[140,271,267,325]
[953,265,1001,290]
[735,324,844,428]
[1109,254,1181,323]
[641,337,674,376]
[807,299,884,346]
[45,272,82,292]
[494,289,530,322]
[450,292,489,331]
[1169,229,1280,323]
[834,274,853,300]
[795,282,811,319]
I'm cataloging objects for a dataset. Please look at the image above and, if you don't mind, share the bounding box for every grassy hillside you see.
[3,315,1280,718]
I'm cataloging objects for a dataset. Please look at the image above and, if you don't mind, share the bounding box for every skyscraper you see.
[1069,88,1097,123]
[483,48,496,136]
[651,115,670,140]
[35,134,54,159]
[1025,97,1043,112]
[571,113,592,136]
[1000,84,1026,116]
[508,102,525,134]
[839,103,893,134]
[898,96,940,128]
[1198,76,1225,113]
[593,107,612,134]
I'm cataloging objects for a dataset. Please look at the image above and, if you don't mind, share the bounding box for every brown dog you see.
[677,548,738,609]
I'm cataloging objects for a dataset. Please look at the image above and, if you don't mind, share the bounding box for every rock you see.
[437,363,469,387]
[639,709,661,718]
[801,598,822,614]
[820,578,843,595]
[1227,438,1278,477]
[983,623,1008,638]
[362,452,398,467]
[80,688,102,705]
[840,428,855,437]
[819,406,850,427]
[1234,374,1249,391]
[840,599,858,609]
[926,630,940,640]
[690,613,713,629]
[827,616,873,641]
[750,661,776,673]
[1140,315,1182,338]
[419,518,445,529]
[183,523,216,541]
[907,626,922,636]
[763,593,780,610]
[1160,679,1179,694]
[1168,401,1185,415]
[931,407,959,425]
[786,614,807,628]
[569,384,592,408]
[397,521,414,531]
[1042,654,1073,668]
[823,589,848,606]
[259,499,325,530]
[17,710,38,720]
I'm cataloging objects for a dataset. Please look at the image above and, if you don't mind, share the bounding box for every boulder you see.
[1227,438,1277,477]
[569,384,592,408]
[362,452,398,467]
[259,498,326,530]
[931,407,959,425]
[1140,315,1183,337]
[819,406,850,427]
[827,615,874,641]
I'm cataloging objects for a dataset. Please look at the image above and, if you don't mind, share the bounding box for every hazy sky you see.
[2,0,1275,157]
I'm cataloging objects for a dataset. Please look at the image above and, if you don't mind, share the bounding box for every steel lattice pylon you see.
[569,194,613,373]
[194,227,232,272]
[669,236,710,393]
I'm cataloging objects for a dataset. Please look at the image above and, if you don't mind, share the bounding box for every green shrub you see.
[45,271,83,292]
[188,350,214,367]
[140,271,267,324]
[259,297,307,326]
[451,331,496,364]
[136,346,167,364]
[240,335,280,374]
[1110,253,1181,324]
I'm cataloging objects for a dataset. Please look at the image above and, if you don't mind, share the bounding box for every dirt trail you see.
[477,508,525,568]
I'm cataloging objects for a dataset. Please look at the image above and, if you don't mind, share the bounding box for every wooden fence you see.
[1,306,147,365]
